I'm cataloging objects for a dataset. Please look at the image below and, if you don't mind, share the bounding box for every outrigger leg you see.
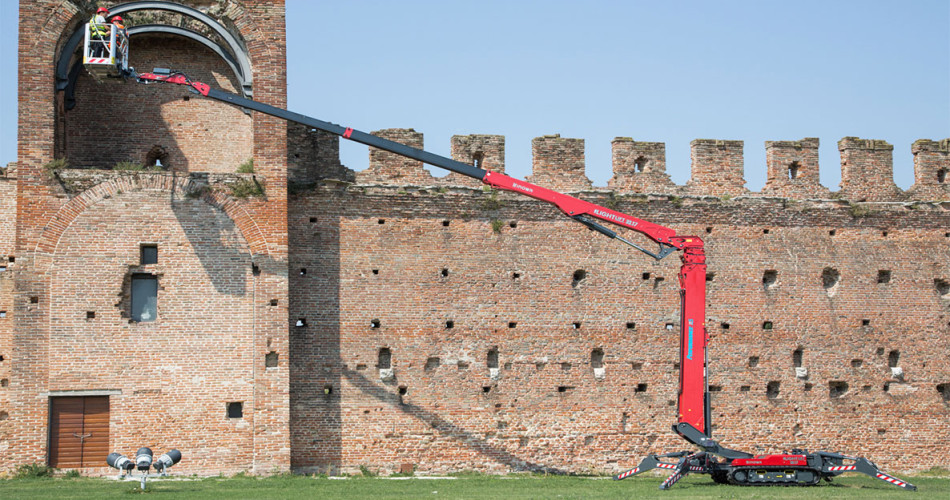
[819,452,917,491]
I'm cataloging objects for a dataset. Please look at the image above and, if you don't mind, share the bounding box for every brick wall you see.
[8,0,290,475]
[686,139,747,197]
[607,138,677,194]
[762,138,829,198]
[910,139,950,201]
[288,186,950,475]
[65,34,253,172]
[527,135,592,192]
[838,137,903,202]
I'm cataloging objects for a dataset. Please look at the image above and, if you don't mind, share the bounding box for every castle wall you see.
[5,0,950,479]
[288,185,950,474]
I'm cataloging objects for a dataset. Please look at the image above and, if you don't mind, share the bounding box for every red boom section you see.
[483,172,679,246]
[677,244,708,435]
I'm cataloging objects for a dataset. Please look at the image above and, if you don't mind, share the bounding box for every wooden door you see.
[49,396,110,467]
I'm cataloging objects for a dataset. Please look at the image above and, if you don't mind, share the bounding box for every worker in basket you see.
[88,7,111,58]
[111,15,128,57]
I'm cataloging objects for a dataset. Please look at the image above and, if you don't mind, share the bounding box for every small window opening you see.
[572,269,587,287]
[829,381,849,398]
[935,278,950,298]
[310,217,317,223]
[634,156,647,173]
[472,152,484,169]
[665,323,674,330]
[299,268,306,275]
[793,348,803,368]
[721,322,730,330]
[763,228,770,234]
[851,359,863,368]
[829,229,837,236]
[0,311,6,318]
[371,319,381,328]
[86,311,95,319]
[441,268,449,278]
[270,299,278,306]
[557,386,573,393]
[626,322,636,329]
[378,219,385,224]
[425,357,440,371]
[877,270,891,283]
[706,272,715,282]
[7,256,13,263]
[888,350,900,368]
[265,351,279,367]
[145,145,169,169]
[821,267,840,293]
[227,402,243,418]
[0,266,5,272]
[0,379,7,388]
[748,356,759,368]
[876,347,886,356]
[140,245,158,265]
[705,226,713,234]
[762,270,777,288]
[631,362,642,370]
[482,386,492,393]
[762,321,773,330]
[485,347,498,368]
[445,320,454,329]
[372,269,379,275]
[882,230,888,237]
[938,169,946,184]
[131,274,157,322]
[457,361,470,370]
[766,381,780,399]
[740,385,751,392]
[398,386,408,395]
[508,321,517,328]
[509,221,518,228]
[937,383,950,401]
[561,362,572,371]
[635,383,648,392]
[591,348,604,369]
[788,161,800,180]
[572,322,581,329]
[30,296,39,304]
[442,220,450,227]
[512,272,521,279]
[251,263,260,276]
[377,348,392,369]
[861,319,870,326]
[709,385,722,392]
[324,385,333,395]
[642,272,651,280]
[295,318,307,327]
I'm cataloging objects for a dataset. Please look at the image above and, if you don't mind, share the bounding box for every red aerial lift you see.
[128,68,917,491]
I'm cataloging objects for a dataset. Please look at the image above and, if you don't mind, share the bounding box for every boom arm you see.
[134,68,712,439]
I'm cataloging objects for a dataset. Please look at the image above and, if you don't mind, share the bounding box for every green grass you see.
[0,473,944,499]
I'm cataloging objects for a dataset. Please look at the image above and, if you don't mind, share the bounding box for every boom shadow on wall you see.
[340,367,565,473]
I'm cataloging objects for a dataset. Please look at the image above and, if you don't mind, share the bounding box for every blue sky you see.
[2,1,948,190]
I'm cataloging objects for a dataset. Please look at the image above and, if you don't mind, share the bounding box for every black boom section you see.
[206,87,489,181]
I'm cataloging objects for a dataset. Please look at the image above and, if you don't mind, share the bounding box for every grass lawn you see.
[1,473,946,499]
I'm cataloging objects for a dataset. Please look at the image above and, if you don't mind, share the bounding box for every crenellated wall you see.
[5,0,949,480]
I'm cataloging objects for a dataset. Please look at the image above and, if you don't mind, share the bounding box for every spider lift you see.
[126,68,917,491]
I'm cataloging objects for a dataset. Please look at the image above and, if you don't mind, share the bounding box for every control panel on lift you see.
[83,22,130,81]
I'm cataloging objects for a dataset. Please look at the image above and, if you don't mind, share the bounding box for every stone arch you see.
[35,175,270,263]
[56,1,254,106]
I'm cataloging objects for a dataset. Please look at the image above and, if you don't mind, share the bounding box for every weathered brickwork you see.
[3,0,949,479]
[65,34,253,172]
[838,137,903,202]
[686,139,747,197]
[607,138,677,194]
[910,139,950,201]
[527,135,592,192]
[762,138,829,199]
[445,134,505,188]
